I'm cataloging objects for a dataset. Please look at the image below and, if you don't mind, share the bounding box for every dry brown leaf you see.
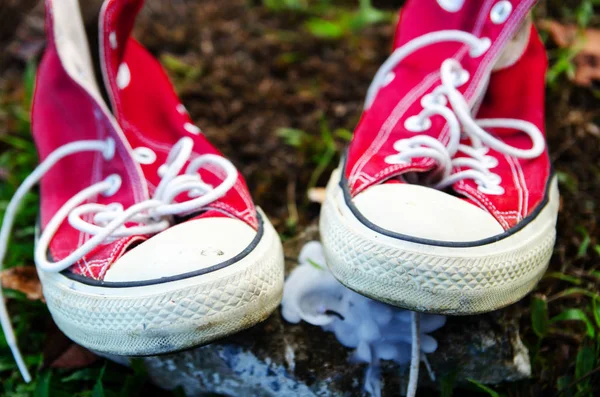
[540,19,600,87]
[0,266,43,301]
[43,321,99,370]
[47,343,99,369]
[1,267,98,369]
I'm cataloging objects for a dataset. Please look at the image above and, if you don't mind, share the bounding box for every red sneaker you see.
[320,0,558,315]
[0,0,283,380]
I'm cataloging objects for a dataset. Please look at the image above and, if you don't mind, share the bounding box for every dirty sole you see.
[37,208,284,355]
[320,169,559,315]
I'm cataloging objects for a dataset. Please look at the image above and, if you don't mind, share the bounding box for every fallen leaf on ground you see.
[0,266,43,301]
[47,343,99,369]
[43,321,99,369]
[540,20,600,87]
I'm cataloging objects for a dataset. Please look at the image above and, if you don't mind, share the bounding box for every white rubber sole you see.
[320,169,559,315]
[37,208,284,355]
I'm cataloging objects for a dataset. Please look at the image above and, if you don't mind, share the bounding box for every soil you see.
[132,1,395,233]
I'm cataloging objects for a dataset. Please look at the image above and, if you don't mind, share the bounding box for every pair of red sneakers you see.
[0,0,557,383]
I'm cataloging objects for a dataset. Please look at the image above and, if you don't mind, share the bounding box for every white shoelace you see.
[407,312,420,397]
[0,136,237,381]
[366,30,545,195]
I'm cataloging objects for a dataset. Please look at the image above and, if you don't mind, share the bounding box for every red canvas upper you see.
[32,0,256,280]
[34,0,148,279]
[100,0,258,228]
[345,0,549,230]
[453,24,549,228]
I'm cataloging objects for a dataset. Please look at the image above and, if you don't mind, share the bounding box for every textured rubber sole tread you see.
[39,215,284,355]
[320,172,557,315]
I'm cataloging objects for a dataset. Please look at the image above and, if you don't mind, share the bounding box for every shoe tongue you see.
[390,1,535,81]
[392,1,488,66]
[99,0,145,90]
[79,0,105,27]
[493,16,532,71]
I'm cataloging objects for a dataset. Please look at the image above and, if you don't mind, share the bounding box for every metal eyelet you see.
[109,32,118,49]
[102,174,122,197]
[383,72,395,87]
[133,147,157,165]
[490,1,512,24]
[437,0,465,12]
[116,63,131,89]
[184,123,202,135]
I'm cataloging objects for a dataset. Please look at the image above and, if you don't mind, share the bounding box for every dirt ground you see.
[0,0,599,395]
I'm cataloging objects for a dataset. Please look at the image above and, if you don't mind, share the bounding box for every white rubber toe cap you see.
[104,217,256,282]
[353,184,504,242]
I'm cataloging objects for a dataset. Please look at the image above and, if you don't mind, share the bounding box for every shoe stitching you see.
[350,0,493,193]
[459,183,510,229]
[349,71,441,191]
[119,119,256,224]
[514,156,529,217]
[505,153,524,221]
[463,0,535,101]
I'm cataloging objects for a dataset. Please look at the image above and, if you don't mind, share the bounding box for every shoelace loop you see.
[34,136,237,273]
[0,136,237,381]
[367,30,545,194]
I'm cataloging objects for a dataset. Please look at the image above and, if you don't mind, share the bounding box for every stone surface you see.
[141,226,531,396]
